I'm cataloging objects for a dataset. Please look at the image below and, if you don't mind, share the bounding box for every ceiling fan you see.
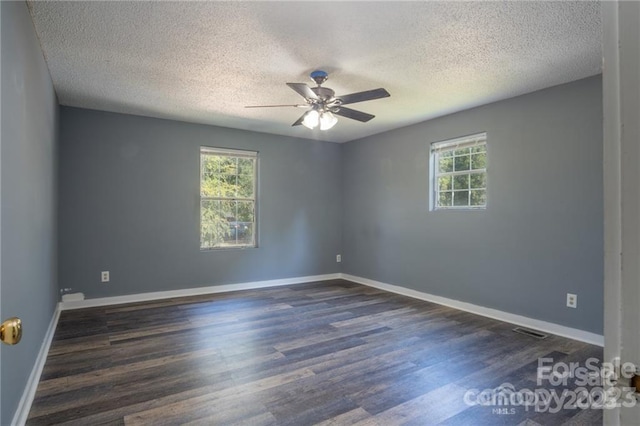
[245,70,390,130]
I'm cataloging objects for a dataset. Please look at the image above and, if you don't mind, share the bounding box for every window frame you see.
[199,146,258,250]
[430,132,487,211]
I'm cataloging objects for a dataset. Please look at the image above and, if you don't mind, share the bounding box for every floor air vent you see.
[512,327,548,339]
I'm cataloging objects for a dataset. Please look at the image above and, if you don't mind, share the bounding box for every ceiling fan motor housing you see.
[311,86,335,102]
[310,70,329,85]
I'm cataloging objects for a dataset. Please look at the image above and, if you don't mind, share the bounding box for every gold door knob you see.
[1,317,22,345]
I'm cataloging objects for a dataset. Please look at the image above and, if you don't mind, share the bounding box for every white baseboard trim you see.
[341,273,604,347]
[57,271,603,346]
[12,304,61,426]
[60,273,342,310]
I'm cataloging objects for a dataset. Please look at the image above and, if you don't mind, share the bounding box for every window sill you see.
[200,245,258,251]
[431,206,486,212]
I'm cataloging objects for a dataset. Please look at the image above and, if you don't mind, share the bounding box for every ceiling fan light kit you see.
[302,109,338,130]
[245,70,390,131]
[319,111,338,130]
[302,109,320,129]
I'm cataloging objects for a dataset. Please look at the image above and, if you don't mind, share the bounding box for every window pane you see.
[454,155,470,171]
[225,201,254,246]
[438,191,453,207]
[219,156,237,175]
[201,199,219,224]
[238,158,254,175]
[470,172,486,189]
[470,190,486,206]
[201,200,231,248]
[471,145,486,153]
[236,200,254,222]
[220,174,237,198]
[440,150,453,158]
[201,154,219,174]
[453,174,469,190]
[219,200,236,223]
[454,191,469,206]
[226,221,251,245]
[471,152,486,169]
[455,147,470,156]
[438,176,452,191]
[233,222,253,246]
[201,172,219,197]
[237,173,254,198]
[439,156,453,173]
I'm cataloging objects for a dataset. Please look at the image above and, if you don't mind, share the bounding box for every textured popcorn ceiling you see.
[27,1,602,143]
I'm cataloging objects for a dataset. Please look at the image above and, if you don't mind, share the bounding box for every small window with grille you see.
[431,133,487,210]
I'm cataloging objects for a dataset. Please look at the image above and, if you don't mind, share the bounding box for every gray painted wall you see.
[58,107,342,299]
[342,76,603,334]
[1,1,59,424]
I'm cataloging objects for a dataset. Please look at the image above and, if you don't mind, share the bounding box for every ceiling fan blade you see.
[292,113,306,126]
[333,107,375,123]
[245,104,307,108]
[286,83,319,101]
[337,88,390,105]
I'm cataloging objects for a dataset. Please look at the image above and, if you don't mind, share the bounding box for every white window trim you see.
[200,146,258,250]
[201,146,258,159]
[429,132,487,211]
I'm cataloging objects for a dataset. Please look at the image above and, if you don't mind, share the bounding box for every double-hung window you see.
[431,133,487,210]
[200,147,257,249]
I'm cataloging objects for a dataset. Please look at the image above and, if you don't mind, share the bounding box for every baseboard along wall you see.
[59,272,604,346]
[59,273,343,310]
[12,306,61,426]
[341,273,604,347]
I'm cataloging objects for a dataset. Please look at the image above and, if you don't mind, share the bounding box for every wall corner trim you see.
[341,273,604,347]
[60,273,342,310]
[12,304,62,426]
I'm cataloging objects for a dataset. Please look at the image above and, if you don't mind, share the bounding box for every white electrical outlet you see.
[566,293,577,308]
[336,254,342,263]
[101,271,110,283]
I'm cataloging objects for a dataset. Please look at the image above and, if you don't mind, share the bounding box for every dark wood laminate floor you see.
[27,280,603,425]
